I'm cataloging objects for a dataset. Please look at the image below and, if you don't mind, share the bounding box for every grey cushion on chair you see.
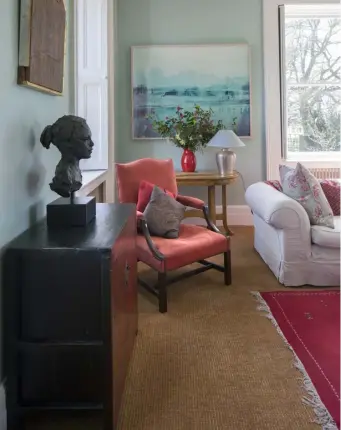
[143,186,186,238]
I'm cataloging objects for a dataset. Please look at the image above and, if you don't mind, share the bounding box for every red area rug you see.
[253,291,340,429]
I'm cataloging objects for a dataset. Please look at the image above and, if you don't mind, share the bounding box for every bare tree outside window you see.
[284,10,341,154]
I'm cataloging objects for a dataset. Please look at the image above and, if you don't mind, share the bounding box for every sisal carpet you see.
[27,227,338,430]
[118,227,337,430]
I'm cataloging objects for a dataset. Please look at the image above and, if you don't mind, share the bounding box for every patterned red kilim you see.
[257,291,340,429]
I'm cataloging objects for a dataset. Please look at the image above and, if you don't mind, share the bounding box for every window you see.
[280,5,341,161]
[263,0,340,179]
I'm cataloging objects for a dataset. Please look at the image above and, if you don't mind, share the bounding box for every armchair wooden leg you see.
[224,251,232,285]
[158,272,168,313]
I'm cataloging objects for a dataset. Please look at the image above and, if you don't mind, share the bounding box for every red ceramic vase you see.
[181,149,196,172]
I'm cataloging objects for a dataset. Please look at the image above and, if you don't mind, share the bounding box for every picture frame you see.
[131,44,252,140]
[18,0,67,96]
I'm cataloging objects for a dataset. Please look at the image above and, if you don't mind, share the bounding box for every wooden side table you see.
[176,170,239,235]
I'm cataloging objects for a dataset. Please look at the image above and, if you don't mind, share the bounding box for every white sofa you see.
[245,182,340,286]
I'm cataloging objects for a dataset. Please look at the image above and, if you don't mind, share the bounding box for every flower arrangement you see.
[149,105,225,153]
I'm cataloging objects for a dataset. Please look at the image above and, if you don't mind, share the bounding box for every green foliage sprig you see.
[149,105,225,153]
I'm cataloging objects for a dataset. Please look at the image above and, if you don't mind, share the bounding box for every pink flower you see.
[312,184,320,199]
[180,113,184,118]
[176,106,182,111]
[165,117,169,120]
[288,176,297,188]
[314,205,322,217]
[301,183,309,192]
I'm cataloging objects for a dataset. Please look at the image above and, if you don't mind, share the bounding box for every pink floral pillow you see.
[279,163,334,228]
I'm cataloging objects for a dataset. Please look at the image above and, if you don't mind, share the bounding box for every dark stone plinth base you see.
[47,197,96,228]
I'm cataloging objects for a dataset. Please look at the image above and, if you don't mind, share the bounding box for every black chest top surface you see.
[7,203,136,252]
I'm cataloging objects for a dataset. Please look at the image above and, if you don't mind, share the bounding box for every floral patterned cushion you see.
[279,163,334,229]
[264,180,283,192]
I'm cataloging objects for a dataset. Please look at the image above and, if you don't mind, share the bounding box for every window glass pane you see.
[285,17,341,84]
[282,5,341,156]
[287,85,340,153]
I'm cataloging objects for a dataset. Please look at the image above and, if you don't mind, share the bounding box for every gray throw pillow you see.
[143,186,186,238]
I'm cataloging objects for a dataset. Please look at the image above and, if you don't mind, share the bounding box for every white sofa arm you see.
[245,182,310,230]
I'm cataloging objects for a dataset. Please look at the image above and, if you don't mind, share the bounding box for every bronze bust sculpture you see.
[40,115,94,198]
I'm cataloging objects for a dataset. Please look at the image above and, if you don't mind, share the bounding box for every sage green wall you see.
[116,0,265,204]
[0,0,74,378]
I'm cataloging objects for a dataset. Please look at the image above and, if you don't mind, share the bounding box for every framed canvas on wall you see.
[131,44,252,140]
[18,0,66,95]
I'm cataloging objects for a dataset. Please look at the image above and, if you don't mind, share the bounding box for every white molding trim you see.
[222,205,253,226]
[0,384,6,430]
[183,205,253,226]
[263,0,340,180]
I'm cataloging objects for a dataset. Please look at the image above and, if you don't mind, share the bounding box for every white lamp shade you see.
[208,130,245,149]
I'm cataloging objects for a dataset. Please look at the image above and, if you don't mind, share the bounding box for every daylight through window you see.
[280,4,341,161]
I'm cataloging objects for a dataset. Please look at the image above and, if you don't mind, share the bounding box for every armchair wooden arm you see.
[176,194,205,210]
[203,205,223,234]
[137,214,165,262]
[176,195,227,236]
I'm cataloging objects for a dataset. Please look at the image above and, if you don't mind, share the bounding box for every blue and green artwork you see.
[131,44,251,139]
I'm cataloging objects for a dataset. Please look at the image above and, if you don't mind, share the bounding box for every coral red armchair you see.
[115,158,231,313]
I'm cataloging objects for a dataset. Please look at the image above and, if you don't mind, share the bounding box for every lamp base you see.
[216,148,236,176]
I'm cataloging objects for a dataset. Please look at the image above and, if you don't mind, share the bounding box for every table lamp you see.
[208,130,245,176]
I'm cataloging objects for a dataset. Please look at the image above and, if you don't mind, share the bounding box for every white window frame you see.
[263,0,340,179]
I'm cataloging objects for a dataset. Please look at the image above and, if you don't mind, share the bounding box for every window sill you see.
[283,160,340,169]
[286,152,341,164]
[77,170,108,197]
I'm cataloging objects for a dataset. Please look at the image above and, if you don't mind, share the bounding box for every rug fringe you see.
[251,291,338,430]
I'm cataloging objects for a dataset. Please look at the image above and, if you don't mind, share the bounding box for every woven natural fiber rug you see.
[253,291,340,430]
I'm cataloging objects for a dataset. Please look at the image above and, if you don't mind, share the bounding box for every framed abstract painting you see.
[131,44,252,139]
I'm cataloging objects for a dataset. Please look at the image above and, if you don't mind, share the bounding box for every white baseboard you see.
[0,384,6,430]
[221,205,253,226]
[183,205,253,226]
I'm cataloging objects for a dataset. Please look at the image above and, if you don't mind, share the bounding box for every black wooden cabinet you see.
[3,204,138,429]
